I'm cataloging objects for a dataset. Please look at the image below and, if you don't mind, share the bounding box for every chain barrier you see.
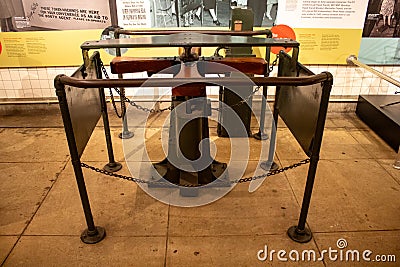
[212,54,279,112]
[99,55,279,115]
[269,55,279,73]
[211,85,261,112]
[92,56,299,187]
[81,158,310,187]
[100,60,171,114]
[100,60,123,118]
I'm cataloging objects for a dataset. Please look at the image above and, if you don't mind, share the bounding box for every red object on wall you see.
[271,24,296,55]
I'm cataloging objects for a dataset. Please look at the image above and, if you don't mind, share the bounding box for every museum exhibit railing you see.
[54,31,333,244]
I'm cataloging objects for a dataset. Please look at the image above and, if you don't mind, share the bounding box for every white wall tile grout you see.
[0,65,399,99]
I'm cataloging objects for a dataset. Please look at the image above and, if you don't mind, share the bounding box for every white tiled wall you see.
[0,65,399,100]
[0,67,78,99]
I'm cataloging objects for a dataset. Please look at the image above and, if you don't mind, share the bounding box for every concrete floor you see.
[0,106,399,266]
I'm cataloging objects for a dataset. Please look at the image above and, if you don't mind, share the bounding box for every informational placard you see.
[116,0,151,28]
[21,0,111,30]
[276,0,369,64]
[0,30,104,67]
[277,0,368,29]
[0,30,183,67]
[358,0,400,65]
[0,0,377,66]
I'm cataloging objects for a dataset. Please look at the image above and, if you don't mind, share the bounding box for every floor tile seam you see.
[165,233,286,238]
[346,129,389,158]
[375,160,400,186]
[0,234,22,267]
[324,127,347,131]
[312,229,400,234]
[279,157,379,161]
[312,239,328,267]
[164,205,171,267]
[346,128,379,133]
[0,155,70,165]
[16,160,69,237]
[0,126,65,129]
[0,161,69,164]
[276,157,300,208]
[355,145,395,158]
[18,234,168,238]
[0,159,71,265]
[343,125,369,130]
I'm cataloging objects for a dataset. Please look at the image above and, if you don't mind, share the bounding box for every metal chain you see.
[231,158,310,184]
[211,85,261,112]
[211,54,279,112]
[81,158,310,187]
[100,60,123,118]
[269,55,279,73]
[114,86,172,113]
[99,57,278,115]
[99,60,172,114]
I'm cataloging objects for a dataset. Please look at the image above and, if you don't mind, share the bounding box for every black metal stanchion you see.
[259,44,278,171]
[259,82,279,171]
[55,76,106,244]
[254,29,272,141]
[118,87,134,139]
[99,87,123,172]
[114,46,134,139]
[95,55,122,172]
[253,85,269,141]
[287,73,332,243]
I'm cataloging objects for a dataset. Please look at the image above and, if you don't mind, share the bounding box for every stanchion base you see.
[393,160,400,170]
[253,131,269,140]
[80,226,106,244]
[260,161,279,172]
[119,131,134,139]
[103,162,122,173]
[287,226,312,243]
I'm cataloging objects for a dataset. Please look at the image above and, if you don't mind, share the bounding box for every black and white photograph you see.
[363,0,400,37]
[0,0,25,32]
[0,0,112,31]
[152,0,278,28]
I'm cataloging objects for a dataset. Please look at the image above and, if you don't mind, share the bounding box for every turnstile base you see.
[150,160,229,197]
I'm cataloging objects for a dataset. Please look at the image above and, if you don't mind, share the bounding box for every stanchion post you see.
[94,54,123,172]
[254,30,272,141]
[287,73,332,243]
[115,44,134,139]
[55,75,106,244]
